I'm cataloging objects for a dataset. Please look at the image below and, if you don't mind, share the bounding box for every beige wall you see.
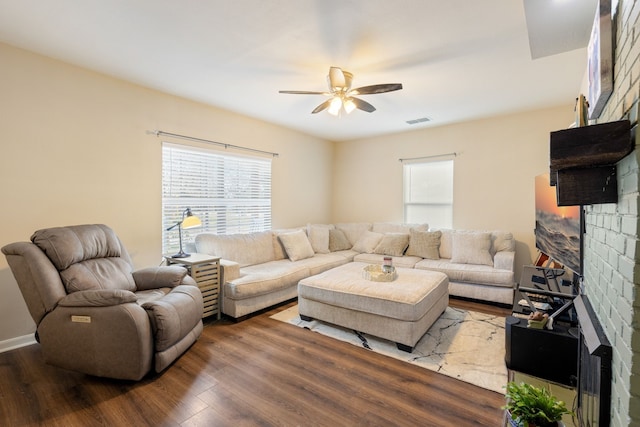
[332,106,575,278]
[0,40,578,348]
[0,42,334,342]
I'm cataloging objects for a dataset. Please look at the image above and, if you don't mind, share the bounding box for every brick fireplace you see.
[577,1,640,425]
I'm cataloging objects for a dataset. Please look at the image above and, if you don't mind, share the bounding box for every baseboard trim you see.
[0,334,37,353]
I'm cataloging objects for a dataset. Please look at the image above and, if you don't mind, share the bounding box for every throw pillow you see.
[271,228,302,260]
[405,230,442,259]
[450,232,493,266]
[307,224,332,254]
[352,230,384,254]
[374,233,410,257]
[328,228,352,251]
[491,231,514,254]
[278,230,315,261]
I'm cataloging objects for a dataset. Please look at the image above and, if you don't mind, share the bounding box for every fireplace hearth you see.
[574,295,612,427]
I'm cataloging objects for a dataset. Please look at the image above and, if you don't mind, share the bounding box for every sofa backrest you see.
[438,229,515,259]
[195,231,276,267]
[334,223,372,246]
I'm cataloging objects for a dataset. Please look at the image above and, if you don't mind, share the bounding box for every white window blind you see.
[162,143,272,254]
[403,159,454,230]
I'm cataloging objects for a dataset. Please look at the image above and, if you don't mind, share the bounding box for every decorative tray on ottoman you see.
[362,264,397,282]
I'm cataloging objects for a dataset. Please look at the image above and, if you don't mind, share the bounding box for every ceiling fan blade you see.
[311,99,332,114]
[328,67,346,90]
[349,83,403,95]
[279,90,329,95]
[351,97,376,113]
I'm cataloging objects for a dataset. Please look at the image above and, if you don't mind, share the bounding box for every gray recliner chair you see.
[2,224,204,380]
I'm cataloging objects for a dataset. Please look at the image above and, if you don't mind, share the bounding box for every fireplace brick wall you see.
[582,1,640,425]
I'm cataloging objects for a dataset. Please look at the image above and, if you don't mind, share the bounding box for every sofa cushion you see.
[307,224,333,254]
[406,230,441,259]
[278,230,315,261]
[328,229,352,252]
[195,231,275,267]
[352,231,384,254]
[414,258,514,287]
[332,249,359,261]
[451,232,493,266]
[225,260,310,300]
[334,223,372,246]
[373,233,409,257]
[293,253,351,276]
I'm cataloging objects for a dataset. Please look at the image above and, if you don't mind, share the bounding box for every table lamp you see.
[166,207,202,258]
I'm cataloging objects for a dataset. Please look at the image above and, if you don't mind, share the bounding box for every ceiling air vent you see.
[406,117,431,125]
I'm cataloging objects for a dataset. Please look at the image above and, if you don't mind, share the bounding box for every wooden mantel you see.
[549,120,633,206]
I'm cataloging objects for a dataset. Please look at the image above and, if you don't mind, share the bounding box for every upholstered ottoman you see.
[298,262,449,352]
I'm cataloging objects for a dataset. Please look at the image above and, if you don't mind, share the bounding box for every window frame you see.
[402,157,454,230]
[162,142,272,254]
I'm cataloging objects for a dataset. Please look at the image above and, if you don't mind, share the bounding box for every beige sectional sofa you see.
[194,222,516,319]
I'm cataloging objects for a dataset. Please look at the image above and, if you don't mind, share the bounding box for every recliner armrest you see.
[58,289,137,307]
[494,251,515,272]
[133,266,190,291]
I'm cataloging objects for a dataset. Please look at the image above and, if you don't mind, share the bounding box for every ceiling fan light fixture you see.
[343,98,356,114]
[328,96,342,115]
[279,66,403,116]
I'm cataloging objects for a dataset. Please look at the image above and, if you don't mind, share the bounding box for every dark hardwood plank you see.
[0,298,510,426]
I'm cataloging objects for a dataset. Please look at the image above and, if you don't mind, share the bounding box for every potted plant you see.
[503,382,573,427]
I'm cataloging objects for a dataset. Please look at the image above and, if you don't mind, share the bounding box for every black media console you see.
[505,267,579,387]
[505,316,579,386]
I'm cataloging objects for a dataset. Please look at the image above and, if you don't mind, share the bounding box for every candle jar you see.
[382,256,393,273]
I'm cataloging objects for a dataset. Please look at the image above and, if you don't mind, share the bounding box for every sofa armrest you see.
[220,259,240,283]
[494,251,515,272]
[58,289,138,307]
[133,266,191,290]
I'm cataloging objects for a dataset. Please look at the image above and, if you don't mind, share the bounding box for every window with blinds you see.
[403,158,454,230]
[162,142,272,254]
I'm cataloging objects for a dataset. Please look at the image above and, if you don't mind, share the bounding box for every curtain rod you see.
[398,152,457,162]
[148,130,279,158]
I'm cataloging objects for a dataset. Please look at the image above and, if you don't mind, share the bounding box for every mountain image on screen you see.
[534,173,582,274]
[535,210,581,273]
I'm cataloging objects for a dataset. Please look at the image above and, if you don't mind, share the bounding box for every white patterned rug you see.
[271,305,507,394]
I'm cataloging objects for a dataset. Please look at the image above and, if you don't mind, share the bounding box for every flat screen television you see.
[535,173,583,275]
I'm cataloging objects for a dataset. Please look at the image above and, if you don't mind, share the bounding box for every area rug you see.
[270,305,507,394]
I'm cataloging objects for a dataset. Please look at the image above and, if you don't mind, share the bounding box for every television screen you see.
[535,173,582,275]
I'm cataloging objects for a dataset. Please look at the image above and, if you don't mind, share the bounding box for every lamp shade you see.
[182,214,201,229]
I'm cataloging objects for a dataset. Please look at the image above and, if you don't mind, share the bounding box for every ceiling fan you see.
[279,66,403,115]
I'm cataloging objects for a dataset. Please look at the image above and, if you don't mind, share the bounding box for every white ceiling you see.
[0,0,598,141]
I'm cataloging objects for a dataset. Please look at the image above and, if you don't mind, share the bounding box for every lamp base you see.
[170,251,191,258]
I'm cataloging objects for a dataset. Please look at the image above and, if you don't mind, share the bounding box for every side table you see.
[164,253,221,320]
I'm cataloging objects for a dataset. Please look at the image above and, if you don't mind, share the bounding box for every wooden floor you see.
[0,298,510,427]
